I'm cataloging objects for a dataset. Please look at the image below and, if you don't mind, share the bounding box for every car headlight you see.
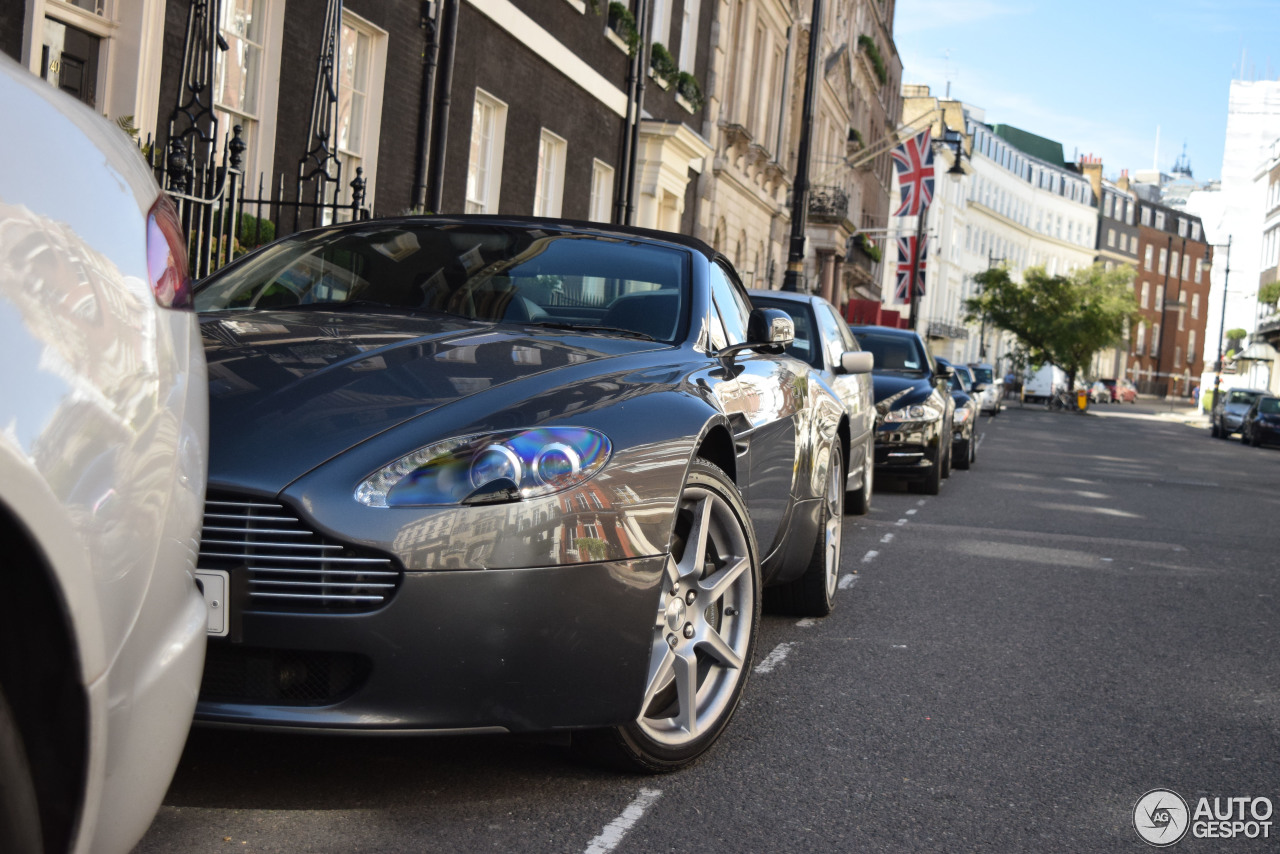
[882,404,941,423]
[953,407,972,425]
[355,427,611,507]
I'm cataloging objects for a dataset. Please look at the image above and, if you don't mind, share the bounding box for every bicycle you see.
[1047,387,1077,412]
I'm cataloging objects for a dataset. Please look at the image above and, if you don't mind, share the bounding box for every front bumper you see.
[195,556,664,733]
[872,422,942,478]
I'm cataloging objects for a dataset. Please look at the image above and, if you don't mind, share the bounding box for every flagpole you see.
[908,206,926,331]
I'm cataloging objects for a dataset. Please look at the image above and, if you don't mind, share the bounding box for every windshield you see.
[970,366,993,384]
[193,224,690,343]
[853,331,928,375]
[1228,391,1260,406]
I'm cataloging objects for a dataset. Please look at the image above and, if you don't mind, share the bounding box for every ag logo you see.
[1134,789,1190,846]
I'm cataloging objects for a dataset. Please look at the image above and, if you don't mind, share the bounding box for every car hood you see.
[200,310,661,492]
[869,372,936,408]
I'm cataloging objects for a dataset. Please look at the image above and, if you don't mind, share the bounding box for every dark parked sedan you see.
[936,358,977,470]
[1212,387,1268,438]
[849,325,955,495]
[1240,395,1280,447]
[190,216,852,770]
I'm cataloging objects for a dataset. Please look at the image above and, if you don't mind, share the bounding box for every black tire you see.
[940,438,952,479]
[1241,429,1250,445]
[578,459,760,772]
[1251,429,1261,447]
[912,453,943,495]
[846,433,873,516]
[1211,422,1220,438]
[767,444,843,617]
[0,688,42,854]
[954,436,972,470]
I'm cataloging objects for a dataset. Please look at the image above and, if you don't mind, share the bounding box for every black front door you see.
[41,18,100,107]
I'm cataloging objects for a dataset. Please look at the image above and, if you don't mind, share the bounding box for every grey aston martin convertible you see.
[191,216,852,770]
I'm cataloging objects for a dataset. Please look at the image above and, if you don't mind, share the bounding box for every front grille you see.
[200,644,370,706]
[199,494,402,613]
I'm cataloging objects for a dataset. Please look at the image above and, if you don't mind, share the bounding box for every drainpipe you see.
[624,0,653,226]
[613,2,644,224]
[426,0,459,213]
[413,2,441,212]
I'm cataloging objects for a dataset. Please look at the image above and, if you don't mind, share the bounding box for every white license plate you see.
[194,570,230,637]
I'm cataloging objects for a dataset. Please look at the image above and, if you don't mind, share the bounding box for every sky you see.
[893,0,1280,182]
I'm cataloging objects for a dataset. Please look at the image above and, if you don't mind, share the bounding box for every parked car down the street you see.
[0,55,209,854]
[748,288,876,513]
[936,358,978,470]
[966,361,1002,415]
[1089,380,1112,405]
[190,216,854,771]
[1211,387,1268,438]
[1240,395,1280,447]
[849,325,956,495]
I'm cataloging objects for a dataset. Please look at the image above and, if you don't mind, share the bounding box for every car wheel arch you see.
[694,421,737,485]
[0,506,88,854]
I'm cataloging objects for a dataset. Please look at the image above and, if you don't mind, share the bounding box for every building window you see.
[1158,248,1167,275]
[1174,345,1182,367]
[1178,307,1185,331]
[1189,330,1196,364]
[465,89,508,214]
[1104,195,1114,217]
[1151,322,1160,356]
[1136,323,1145,354]
[215,0,267,171]
[1181,254,1190,280]
[1191,293,1201,319]
[1140,281,1149,308]
[678,0,701,70]
[1107,229,1116,247]
[1144,245,1153,271]
[1155,284,1164,310]
[1195,258,1203,282]
[335,11,387,211]
[1170,251,1179,279]
[1192,222,1201,240]
[534,128,567,217]
[589,159,614,222]
[1178,218,1187,237]
[1141,207,1152,226]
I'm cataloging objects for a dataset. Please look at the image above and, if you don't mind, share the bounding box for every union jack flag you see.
[891,128,935,217]
[894,236,927,304]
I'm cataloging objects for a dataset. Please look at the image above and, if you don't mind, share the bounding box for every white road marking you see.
[862,550,879,563]
[839,573,859,589]
[583,789,664,854]
[896,518,909,526]
[906,509,918,515]
[975,432,986,450]
[892,644,908,649]
[754,642,795,674]
[880,533,895,544]
[916,499,927,506]
[796,618,817,628]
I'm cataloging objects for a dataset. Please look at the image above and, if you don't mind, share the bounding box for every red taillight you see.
[146,195,192,309]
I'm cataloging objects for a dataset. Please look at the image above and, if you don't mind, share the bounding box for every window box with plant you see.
[857,34,888,86]
[607,2,640,54]
[856,233,881,262]
[649,42,678,88]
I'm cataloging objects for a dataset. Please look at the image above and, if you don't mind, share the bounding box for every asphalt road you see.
[136,401,1280,853]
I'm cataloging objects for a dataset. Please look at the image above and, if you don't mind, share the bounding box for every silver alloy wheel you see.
[638,485,754,747]
[823,445,844,600]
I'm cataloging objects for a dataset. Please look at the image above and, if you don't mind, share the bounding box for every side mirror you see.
[746,308,794,350]
[972,383,988,393]
[935,364,953,380]
[840,351,874,374]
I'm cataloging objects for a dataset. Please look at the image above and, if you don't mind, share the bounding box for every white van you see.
[1022,364,1068,403]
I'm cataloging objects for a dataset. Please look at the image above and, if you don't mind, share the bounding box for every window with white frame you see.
[1151,322,1160,356]
[1135,323,1145,354]
[1141,207,1152,226]
[1192,222,1201,240]
[336,11,387,211]
[533,128,567,217]
[1155,284,1164,310]
[1158,248,1167,275]
[1181,253,1190,280]
[1171,251,1179,279]
[465,89,507,214]
[1195,258,1203,282]
[1144,245,1153,271]
[1191,293,1201,318]
[678,0,701,70]
[1108,229,1116,247]
[1174,345,1182,367]
[1155,211,1166,230]
[1188,330,1196,363]
[1140,281,1149,308]
[215,0,267,169]
[589,159,614,222]
[1178,307,1185,331]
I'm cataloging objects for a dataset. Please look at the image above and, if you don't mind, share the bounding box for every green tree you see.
[965,263,1139,393]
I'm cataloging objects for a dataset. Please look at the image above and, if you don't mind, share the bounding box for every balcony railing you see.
[808,186,849,220]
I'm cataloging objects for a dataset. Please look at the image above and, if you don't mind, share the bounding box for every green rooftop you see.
[990,124,1066,167]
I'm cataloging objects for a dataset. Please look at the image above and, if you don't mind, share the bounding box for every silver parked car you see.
[748,288,876,513]
[0,56,208,854]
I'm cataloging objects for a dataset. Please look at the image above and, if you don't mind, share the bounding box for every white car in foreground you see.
[0,57,208,853]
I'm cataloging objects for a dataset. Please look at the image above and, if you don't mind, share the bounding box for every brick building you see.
[1128,195,1211,397]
